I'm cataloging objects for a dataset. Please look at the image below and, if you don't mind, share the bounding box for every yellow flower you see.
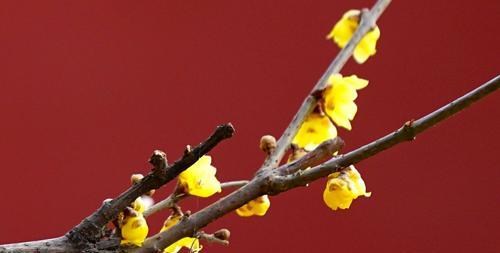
[120,212,149,246]
[160,213,201,253]
[292,113,337,151]
[178,155,221,197]
[236,195,271,217]
[326,9,381,64]
[324,73,368,130]
[323,165,371,211]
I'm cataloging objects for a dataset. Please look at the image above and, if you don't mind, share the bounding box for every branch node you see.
[216,123,236,139]
[402,119,417,141]
[149,150,168,171]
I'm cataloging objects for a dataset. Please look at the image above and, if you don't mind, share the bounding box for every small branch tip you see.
[216,123,236,139]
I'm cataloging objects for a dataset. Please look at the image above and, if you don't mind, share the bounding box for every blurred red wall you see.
[0,0,498,252]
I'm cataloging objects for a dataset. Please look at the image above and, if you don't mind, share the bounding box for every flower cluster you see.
[119,155,223,249]
[292,9,381,211]
[118,7,382,250]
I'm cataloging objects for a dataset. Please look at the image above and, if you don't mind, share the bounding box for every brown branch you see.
[143,180,249,218]
[261,0,392,169]
[136,136,342,252]
[0,123,235,253]
[280,138,344,175]
[220,180,249,189]
[0,237,78,253]
[196,230,230,246]
[66,123,234,247]
[135,75,499,253]
[282,75,500,187]
[1,0,496,250]
[143,193,182,218]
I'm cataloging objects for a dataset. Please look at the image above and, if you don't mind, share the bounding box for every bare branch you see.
[143,180,250,218]
[0,237,79,253]
[262,0,393,169]
[143,193,182,218]
[196,230,230,246]
[280,138,344,175]
[220,180,249,189]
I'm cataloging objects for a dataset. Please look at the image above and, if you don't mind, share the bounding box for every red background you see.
[0,0,499,252]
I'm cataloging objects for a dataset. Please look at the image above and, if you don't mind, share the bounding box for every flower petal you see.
[344,75,369,90]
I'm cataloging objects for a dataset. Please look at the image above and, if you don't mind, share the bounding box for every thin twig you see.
[220,180,249,189]
[136,75,499,253]
[143,193,182,217]
[196,231,230,246]
[280,138,344,175]
[262,0,392,169]
[143,180,250,217]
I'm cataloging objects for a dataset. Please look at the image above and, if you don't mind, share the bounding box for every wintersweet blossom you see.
[178,155,221,197]
[324,73,368,130]
[236,195,271,217]
[160,213,201,253]
[323,165,371,211]
[292,113,337,151]
[120,211,149,246]
[326,9,381,64]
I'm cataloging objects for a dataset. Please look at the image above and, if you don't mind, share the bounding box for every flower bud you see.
[214,229,231,240]
[259,135,277,155]
[130,174,144,185]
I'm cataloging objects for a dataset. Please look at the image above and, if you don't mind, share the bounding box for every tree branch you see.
[136,136,344,252]
[1,0,497,251]
[66,123,234,247]
[220,180,249,189]
[0,124,234,253]
[196,230,230,246]
[0,237,77,253]
[143,180,249,217]
[135,75,499,253]
[280,138,344,175]
[284,75,500,186]
[261,0,392,169]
